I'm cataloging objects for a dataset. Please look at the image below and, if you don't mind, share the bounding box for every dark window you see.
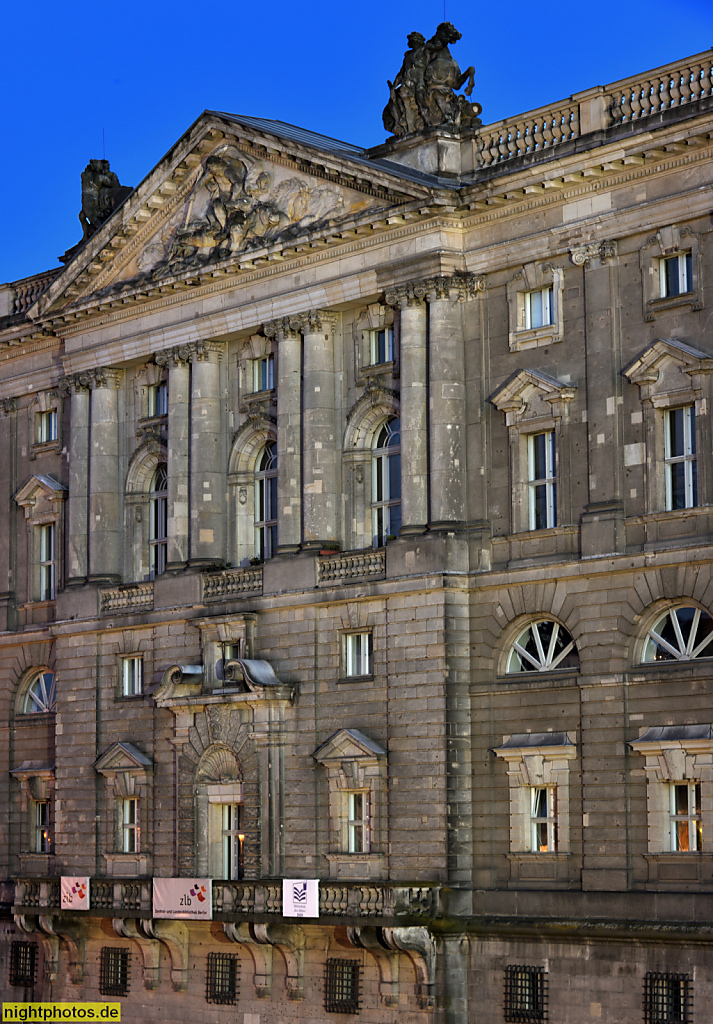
[644,972,690,1024]
[504,965,547,1022]
[325,959,360,1014]
[206,952,239,1004]
[99,947,130,997]
[9,942,37,988]
[149,463,168,578]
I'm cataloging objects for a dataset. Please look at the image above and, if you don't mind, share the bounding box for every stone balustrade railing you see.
[100,583,154,615]
[11,270,60,316]
[13,878,439,921]
[317,550,386,586]
[202,567,263,600]
[476,102,580,167]
[607,52,713,125]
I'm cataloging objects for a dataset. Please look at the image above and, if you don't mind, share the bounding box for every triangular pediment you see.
[32,113,428,320]
[94,741,153,774]
[490,369,577,424]
[623,338,713,394]
[313,728,386,764]
[14,474,66,510]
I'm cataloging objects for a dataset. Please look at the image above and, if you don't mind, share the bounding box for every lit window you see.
[369,328,394,365]
[372,417,401,547]
[23,671,56,714]
[34,800,51,853]
[642,606,713,663]
[39,523,56,600]
[524,287,553,330]
[255,442,277,560]
[325,960,360,1014]
[347,792,369,853]
[221,803,244,880]
[148,381,168,417]
[122,798,140,853]
[37,410,57,443]
[149,464,167,577]
[644,972,689,1024]
[531,787,557,852]
[504,966,546,1023]
[122,656,143,697]
[660,252,693,298]
[345,632,372,677]
[664,406,697,510]
[528,431,556,530]
[99,948,129,997]
[670,782,701,852]
[506,620,578,674]
[9,942,37,988]
[252,354,274,393]
[206,952,239,1005]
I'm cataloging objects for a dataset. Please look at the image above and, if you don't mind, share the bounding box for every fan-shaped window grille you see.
[642,606,713,663]
[23,671,56,713]
[507,621,579,674]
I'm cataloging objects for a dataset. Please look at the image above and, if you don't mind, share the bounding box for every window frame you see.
[121,655,143,698]
[254,442,277,561]
[99,947,130,998]
[507,263,564,352]
[147,380,168,418]
[324,959,361,1014]
[346,791,370,854]
[221,802,244,880]
[369,327,395,366]
[504,965,547,1023]
[527,431,557,530]
[9,942,38,989]
[344,631,373,679]
[524,286,554,331]
[34,799,52,854]
[530,786,558,853]
[372,417,401,548]
[206,951,239,1005]
[251,353,275,393]
[22,670,57,715]
[149,463,168,579]
[659,251,693,298]
[669,781,702,852]
[121,797,140,854]
[644,972,690,1024]
[664,405,697,511]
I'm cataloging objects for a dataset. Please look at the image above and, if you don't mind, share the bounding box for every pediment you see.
[313,728,386,764]
[32,113,426,319]
[14,474,66,514]
[490,369,576,424]
[94,741,153,774]
[623,339,713,400]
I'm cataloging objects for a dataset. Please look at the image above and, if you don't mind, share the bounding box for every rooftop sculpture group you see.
[383,22,482,137]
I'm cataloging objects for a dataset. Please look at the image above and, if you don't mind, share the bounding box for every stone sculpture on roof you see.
[60,159,133,264]
[383,22,482,136]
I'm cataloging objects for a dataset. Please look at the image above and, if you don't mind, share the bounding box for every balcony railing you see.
[202,567,263,600]
[100,583,154,615]
[11,270,60,316]
[317,550,386,586]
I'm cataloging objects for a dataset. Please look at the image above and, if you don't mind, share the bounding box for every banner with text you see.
[152,878,212,920]
[60,877,90,911]
[282,878,319,918]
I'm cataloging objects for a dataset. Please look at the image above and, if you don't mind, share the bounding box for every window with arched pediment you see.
[228,419,276,567]
[506,619,579,674]
[372,417,401,548]
[254,443,277,560]
[642,605,713,663]
[124,441,168,582]
[149,463,168,578]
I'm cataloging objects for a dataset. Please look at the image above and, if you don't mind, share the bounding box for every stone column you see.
[385,283,428,533]
[300,310,339,548]
[88,369,122,583]
[265,318,302,554]
[156,347,190,570]
[58,376,90,585]
[188,342,224,567]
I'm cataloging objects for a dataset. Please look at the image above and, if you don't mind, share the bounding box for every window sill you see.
[645,292,701,320]
[326,853,386,880]
[115,693,144,702]
[509,323,562,352]
[30,440,61,459]
[338,675,374,685]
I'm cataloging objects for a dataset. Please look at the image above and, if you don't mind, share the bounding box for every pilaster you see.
[265,318,302,554]
[86,369,122,583]
[156,347,190,571]
[187,342,224,567]
[299,310,339,549]
[58,376,91,585]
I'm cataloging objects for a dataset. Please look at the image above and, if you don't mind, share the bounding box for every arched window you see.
[507,620,579,673]
[642,606,713,662]
[149,463,168,578]
[23,671,56,714]
[254,443,277,560]
[372,417,401,547]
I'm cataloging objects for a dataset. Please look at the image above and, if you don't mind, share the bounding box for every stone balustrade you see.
[100,583,154,615]
[11,270,59,315]
[317,550,386,586]
[476,102,580,167]
[607,53,713,125]
[202,567,263,600]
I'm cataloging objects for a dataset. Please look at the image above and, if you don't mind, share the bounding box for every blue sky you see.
[2,0,712,284]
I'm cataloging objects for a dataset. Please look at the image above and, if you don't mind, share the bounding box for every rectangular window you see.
[325,960,361,1014]
[148,381,168,417]
[221,803,243,880]
[345,632,373,677]
[524,287,553,330]
[122,656,143,697]
[528,432,556,530]
[644,972,689,1024]
[665,406,697,511]
[39,523,56,601]
[9,942,37,988]
[37,410,58,443]
[99,947,130,997]
[122,798,140,854]
[34,800,51,854]
[504,965,547,1023]
[660,252,693,298]
[370,328,394,365]
[531,787,557,852]
[347,792,369,854]
[252,354,274,392]
[206,952,239,1005]
[670,782,701,852]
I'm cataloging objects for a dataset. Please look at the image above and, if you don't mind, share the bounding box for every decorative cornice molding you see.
[570,240,618,267]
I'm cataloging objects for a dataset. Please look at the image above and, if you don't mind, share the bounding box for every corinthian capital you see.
[263,317,302,340]
[155,341,215,366]
[296,309,339,334]
[383,282,428,309]
[570,240,618,267]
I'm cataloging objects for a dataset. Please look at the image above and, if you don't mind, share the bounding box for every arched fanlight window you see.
[150,463,168,578]
[372,417,401,547]
[507,620,579,673]
[23,670,56,713]
[642,605,713,662]
[255,443,277,560]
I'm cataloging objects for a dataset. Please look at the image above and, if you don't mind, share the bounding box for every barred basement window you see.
[644,972,690,1024]
[9,942,37,988]
[504,965,547,1023]
[206,952,239,1005]
[99,947,130,997]
[325,959,361,1014]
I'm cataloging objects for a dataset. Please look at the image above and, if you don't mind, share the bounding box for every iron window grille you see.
[504,965,547,1023]
[206,951,239,1004]
[99,947,130,997]
[325,959,361,1014]
[644,972,690,1024]
[9,942,37,988]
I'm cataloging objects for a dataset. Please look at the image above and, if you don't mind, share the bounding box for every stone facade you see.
[1,36,713,1024]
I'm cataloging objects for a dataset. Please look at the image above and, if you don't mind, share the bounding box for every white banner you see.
[282,878,319,918]
[152,878,212,920]
[61,877,90,911]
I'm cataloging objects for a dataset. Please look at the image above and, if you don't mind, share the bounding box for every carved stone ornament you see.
[0,398,17,416]
[60,160,133,264]
[58,368,121,392]
[383,22,482,137]
[570,241,618,267]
